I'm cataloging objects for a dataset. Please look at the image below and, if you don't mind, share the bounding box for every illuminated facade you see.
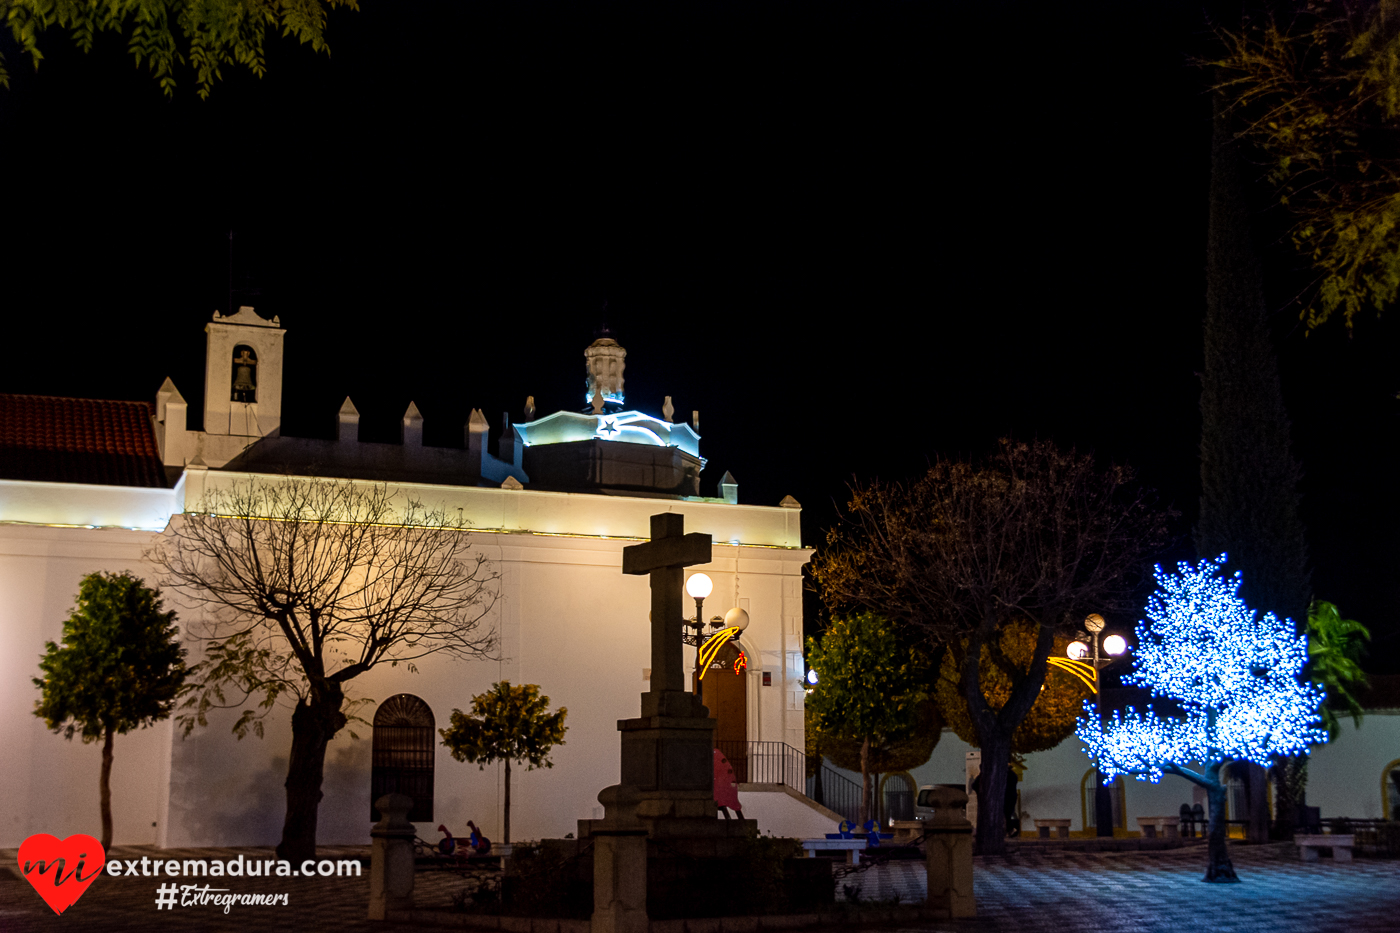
[0,313,813,849]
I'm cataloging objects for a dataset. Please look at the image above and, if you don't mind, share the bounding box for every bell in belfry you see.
[231,346,257,402]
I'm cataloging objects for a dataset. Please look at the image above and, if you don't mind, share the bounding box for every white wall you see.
[0,479,176,531]
[1,483,810,849]
[1306,714,1400,820]
[835,713,1400,834]
[159,533,809,847]
[0,525,170,848]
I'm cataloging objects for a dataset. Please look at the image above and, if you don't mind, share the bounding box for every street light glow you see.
[1067,641,1089,660]
[1103,634,1127,656]
[685,573,713,599]
[807,668,818,685]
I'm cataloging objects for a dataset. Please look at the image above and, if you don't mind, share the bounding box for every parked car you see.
[913,784,969,821]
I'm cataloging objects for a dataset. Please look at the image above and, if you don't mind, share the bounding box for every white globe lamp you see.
[685,573,713,599]
[724,607,750,632]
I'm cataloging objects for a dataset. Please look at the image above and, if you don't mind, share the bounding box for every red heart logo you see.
[18,834,105,915]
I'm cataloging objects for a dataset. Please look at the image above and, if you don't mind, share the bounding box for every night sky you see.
[3,2,1397,671]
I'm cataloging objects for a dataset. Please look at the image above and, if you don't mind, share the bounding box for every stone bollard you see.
[368,793,416,921]
[591,783,648,933]
[921,785,975,919]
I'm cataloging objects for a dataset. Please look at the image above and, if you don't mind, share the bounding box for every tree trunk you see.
[1198,80,1311,626]
[1272,754,1308,838]
[1094,768,1115,837]
[100,726,114,850]
[504,757,512,845]
[859,736,870,826]
[1204,780,1240,882]
[1245,762,1270,842]
[975,732,1012,855]
[276,686,347,865]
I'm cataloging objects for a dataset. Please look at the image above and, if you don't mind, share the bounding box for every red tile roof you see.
[0,394,168,488]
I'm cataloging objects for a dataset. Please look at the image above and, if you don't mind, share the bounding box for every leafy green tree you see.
[1306,599,1371,737]
[812,440,1170,855]
[440,681,568,845]
[0,0,358,98]
[1211,0,1400,331]
[819,699,943,776]
[805,612,927,825]
[33,571,186,849]
[815,698,942,824]
[933,621,1092,756]
[1274,599,1373,830]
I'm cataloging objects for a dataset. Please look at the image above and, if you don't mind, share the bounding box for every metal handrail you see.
[712,739,864,825]
[809,763,862,824]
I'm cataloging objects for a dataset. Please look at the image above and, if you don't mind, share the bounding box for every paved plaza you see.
[2,841,1395,932]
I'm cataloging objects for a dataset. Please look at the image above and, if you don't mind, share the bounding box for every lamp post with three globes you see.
[681,572,750,697]
[1051,613,1127,837]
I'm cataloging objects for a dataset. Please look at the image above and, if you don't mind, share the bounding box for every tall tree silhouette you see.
[1198,89,1312,839]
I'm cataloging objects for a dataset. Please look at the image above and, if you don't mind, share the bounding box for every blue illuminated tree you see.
[1077,555,1326,882]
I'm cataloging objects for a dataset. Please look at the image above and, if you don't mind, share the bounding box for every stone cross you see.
[623,513,711,696]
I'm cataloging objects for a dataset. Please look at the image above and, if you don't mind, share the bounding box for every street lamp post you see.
[684,572,714,641]
[1059,613,1127,838]
[681,573,750,700]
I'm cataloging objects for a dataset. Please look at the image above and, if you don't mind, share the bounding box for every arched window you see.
[231,344,258,403]
[1080,769,1126,832]
[880,771,918,825]
[371,694,435,822]
[1384,759,1400,822]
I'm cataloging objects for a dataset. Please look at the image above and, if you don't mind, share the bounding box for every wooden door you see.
[696,641,748,781]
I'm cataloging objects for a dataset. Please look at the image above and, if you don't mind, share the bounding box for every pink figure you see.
[713,749,743,819]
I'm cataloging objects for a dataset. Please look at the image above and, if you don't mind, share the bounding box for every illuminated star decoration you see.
[1076,554,1326,784]
[597,417,619,436]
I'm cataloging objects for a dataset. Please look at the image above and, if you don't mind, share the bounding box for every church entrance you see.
[695,640,749,781]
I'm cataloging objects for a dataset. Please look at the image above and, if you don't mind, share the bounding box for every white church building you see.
[0,308,817,850]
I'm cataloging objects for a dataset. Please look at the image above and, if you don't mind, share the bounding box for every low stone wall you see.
[385,905,960,932]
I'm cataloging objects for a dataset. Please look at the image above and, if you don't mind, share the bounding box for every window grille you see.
[371,694,435,822]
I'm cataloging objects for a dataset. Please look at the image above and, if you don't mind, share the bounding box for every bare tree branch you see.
[811,439,1175,854]
[145,476,500,862]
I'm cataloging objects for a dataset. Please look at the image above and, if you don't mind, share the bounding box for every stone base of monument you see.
[919,785,976,919]
[368,793,416,921]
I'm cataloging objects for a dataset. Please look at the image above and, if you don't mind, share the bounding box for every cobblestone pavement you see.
[875,842,1400,933]
[3,841,1396,933]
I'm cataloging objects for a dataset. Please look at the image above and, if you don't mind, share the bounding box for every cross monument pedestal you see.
[591,513,757,933]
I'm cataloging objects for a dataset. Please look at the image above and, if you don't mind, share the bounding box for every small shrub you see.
[501,841,592,918]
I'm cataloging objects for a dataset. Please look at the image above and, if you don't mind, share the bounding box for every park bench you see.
[1136,816,1180,839]
[801,837,867,865]
[1178,803,1206,837]
[1034,818,1071,839]
[1295,834,1354,862]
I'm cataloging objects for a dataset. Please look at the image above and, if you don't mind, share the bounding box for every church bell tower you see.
[203,306,285,438]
